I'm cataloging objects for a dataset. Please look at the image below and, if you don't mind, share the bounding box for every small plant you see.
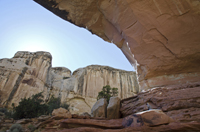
[97,85,118,103]
[9,124,23,132]
[28,124,36,132]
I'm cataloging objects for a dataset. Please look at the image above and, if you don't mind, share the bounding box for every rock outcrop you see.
[0,51,138,114]
[52,108,72,119]
[51,64,138,114]
[91,98,107,118]
[107,97,121,119]
[0,51,52,108]
[120,84,200,123]
[34,0,200,91]
[122,109,174,127]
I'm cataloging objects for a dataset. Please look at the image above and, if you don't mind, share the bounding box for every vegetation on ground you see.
[97,85,118,103]
[28,124,36,132]
[6,92,70,119]
[9,124,23,132]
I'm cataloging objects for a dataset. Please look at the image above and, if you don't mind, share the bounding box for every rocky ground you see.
[1,100,200,132]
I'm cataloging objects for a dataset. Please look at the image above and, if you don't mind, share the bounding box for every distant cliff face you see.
[0,51,52,108]
[50,65,139,114]
[0,51,138,114]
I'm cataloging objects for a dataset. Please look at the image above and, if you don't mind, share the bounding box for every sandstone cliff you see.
[0,51,138,114]
[34,0,200,91]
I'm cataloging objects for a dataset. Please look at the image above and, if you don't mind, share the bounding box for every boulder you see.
[80,112,91,117]
[37,115,51,122]
[122,109,173,127]
[16,118,32,124]
[91,98,107,118]
[52,108,72,119]
[107,97,121,119]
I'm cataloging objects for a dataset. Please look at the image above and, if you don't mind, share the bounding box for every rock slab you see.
[107,97,121,119]
[52,108,72,119]
[91,98,107,118]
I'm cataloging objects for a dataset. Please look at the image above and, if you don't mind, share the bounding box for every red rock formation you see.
[39,117,200,132]
[120,84,200,122]
[33,0,200,90]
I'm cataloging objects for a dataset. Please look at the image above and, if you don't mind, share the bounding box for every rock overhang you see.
[33,0,200,91]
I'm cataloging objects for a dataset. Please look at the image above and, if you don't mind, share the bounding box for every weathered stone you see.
[107,97,120,119]
[16,118,32,124]
[91,98,107,118]
[80,112,91,117]
[37,115,51,122]
[60,118,123,129]
[39,118,200,132]
[0,51,52,108]
[4,118,14,123]
[34,0,200,91]
[120,85,200,123]
[122,109,173,127]
[52,108,72,119]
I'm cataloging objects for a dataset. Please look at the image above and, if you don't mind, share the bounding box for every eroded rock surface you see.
[34,0,200,91]
[91,98,107,118]
[0,51,138,114]
[107,97,121,119]
[120,84,200,123]
[0,51,52,108]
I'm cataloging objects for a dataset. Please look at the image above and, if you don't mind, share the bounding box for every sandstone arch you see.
[34,0,200,91]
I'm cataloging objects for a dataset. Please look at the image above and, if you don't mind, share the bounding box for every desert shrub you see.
[9,124,23,132]
[12,93,70,119]
[0,108,13,118]
[60,103,69,110]
[47,95,69,114]
[97,85,118,103]
[12,92,48,119]
[28,124,36,132]
[47,95,61,114]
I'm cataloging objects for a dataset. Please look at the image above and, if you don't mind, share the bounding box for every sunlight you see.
[17,35,51,52]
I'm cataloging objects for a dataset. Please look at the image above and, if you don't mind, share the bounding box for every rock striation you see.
[120,84,200,123]
[0,51,138,114]
[0,51,52,108]
[34,0,200,91]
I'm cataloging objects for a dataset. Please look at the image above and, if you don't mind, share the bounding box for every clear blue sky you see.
[0,0,134,72]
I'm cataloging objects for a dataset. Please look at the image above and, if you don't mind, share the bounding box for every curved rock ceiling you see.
[34,0,200,91]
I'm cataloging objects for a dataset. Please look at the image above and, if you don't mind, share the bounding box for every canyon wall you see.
[34,0,200,91]
[0,51,138,114]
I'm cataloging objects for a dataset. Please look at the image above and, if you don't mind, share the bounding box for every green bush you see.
[47,95,69,114]
[9,124,23,132]
[12,92,48,119]
[47,95,61,114]
[12,93,69,119]
[60,103,70,110]
[97,85,118,103]
[0,108,13,118]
